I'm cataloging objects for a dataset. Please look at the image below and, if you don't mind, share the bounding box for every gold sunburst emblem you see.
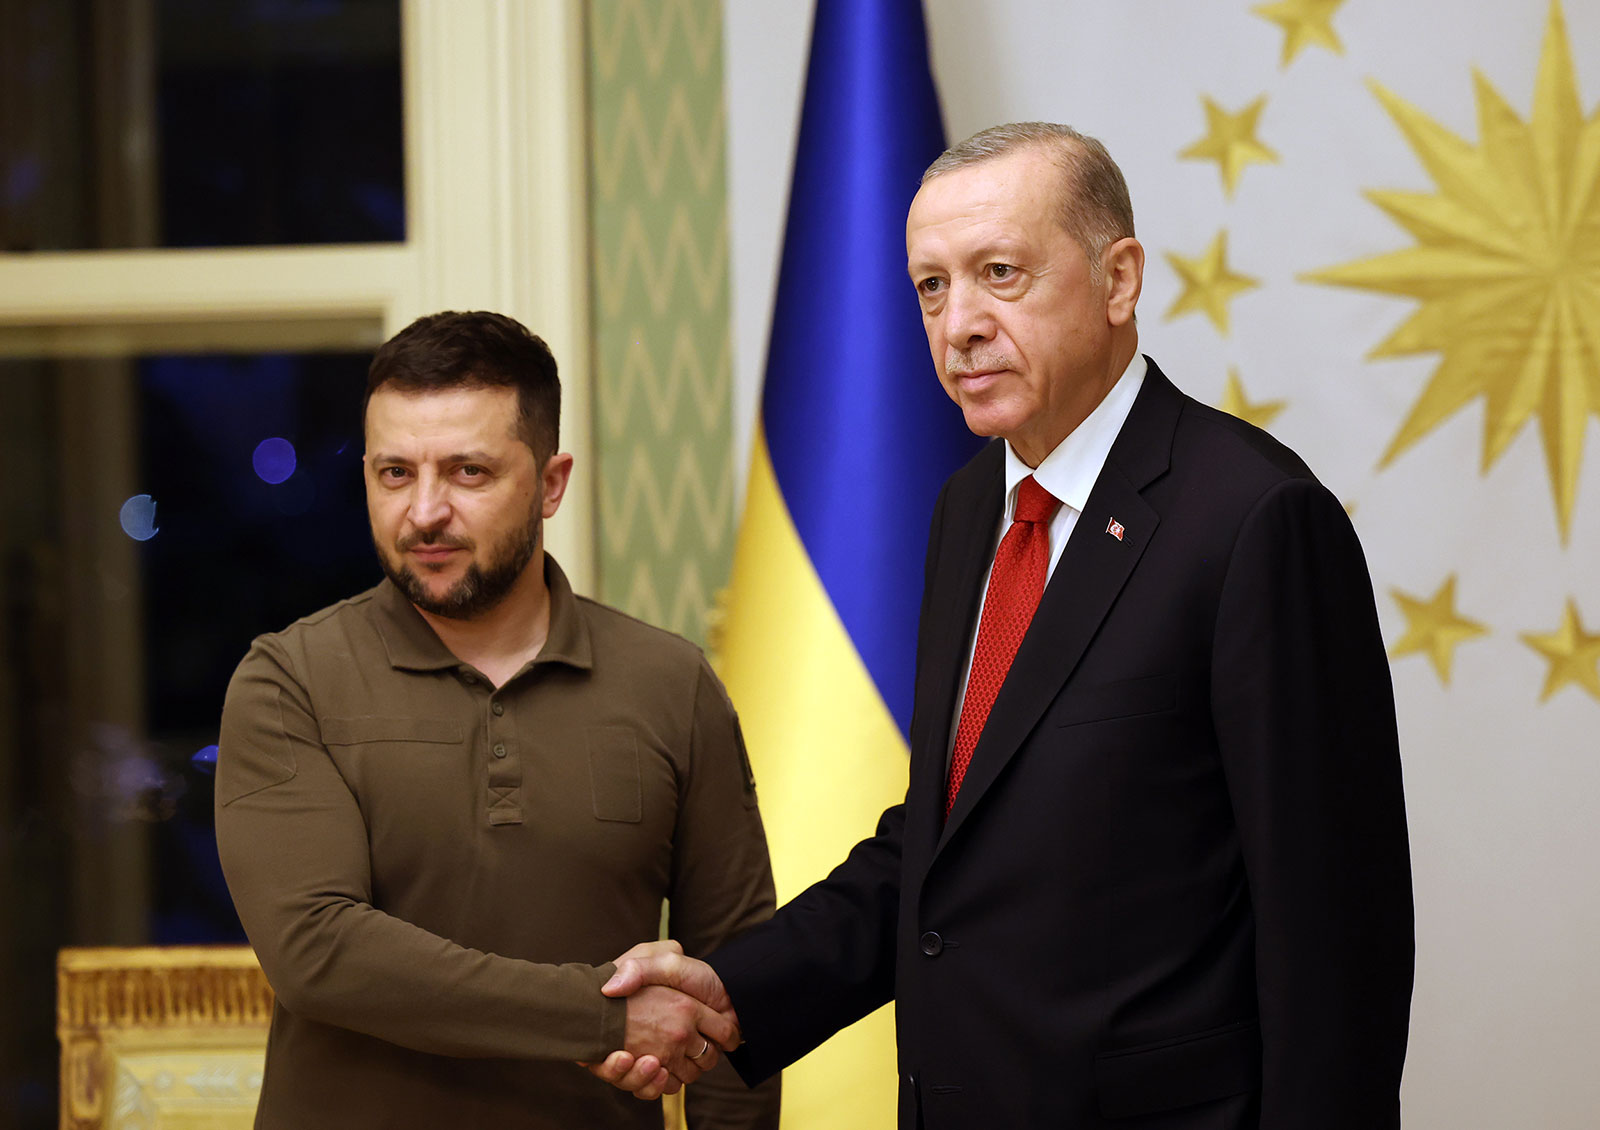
[1305,0,1600,542]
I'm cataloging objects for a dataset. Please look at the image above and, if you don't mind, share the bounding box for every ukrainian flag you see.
[716,2,983,1125]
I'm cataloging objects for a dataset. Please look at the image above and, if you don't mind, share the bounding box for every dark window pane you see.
[0,351,380,1124]
[138,353,378,733]
[136,353,378,951]
[0,0,403,251]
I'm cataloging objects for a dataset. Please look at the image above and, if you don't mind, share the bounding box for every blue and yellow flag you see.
[716,1,983,1126]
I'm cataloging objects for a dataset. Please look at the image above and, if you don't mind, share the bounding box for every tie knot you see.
[1013,475,1059,524]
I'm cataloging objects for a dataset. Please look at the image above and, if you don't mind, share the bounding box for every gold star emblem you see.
[1521,598,1600,703]
[1218,368,1286,430]
[1180,95,1279,197]
[1164,231,1260,336]
[1389,575,1489,685]
[1254,0,1346,67]
[1305,1,1600,542]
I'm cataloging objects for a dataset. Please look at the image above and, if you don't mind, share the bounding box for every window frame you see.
[0,0,595,584]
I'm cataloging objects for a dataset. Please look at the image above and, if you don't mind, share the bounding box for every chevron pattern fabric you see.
[587,0,734,645]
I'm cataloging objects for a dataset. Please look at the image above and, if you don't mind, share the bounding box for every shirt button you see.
[493,743,507,759]
[919,931,943,957]
[492,702,504,716]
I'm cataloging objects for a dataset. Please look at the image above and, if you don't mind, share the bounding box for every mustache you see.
[398,530,474,552]
[944,350,1015,377]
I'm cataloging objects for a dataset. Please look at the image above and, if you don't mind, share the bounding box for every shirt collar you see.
[371,553,594,674]
[1002,352,1147,516]
[532,556,594,671]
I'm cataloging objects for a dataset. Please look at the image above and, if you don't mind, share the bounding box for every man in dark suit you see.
[592,122,1414,1129]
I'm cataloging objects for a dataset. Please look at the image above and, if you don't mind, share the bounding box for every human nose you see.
[407,471,451,530]
[942,279,995,347]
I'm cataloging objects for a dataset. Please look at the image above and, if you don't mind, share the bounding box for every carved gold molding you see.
[57,946,273,1130]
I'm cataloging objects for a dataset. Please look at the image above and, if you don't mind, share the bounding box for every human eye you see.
[915,275,946,299]
[455,464,489,484]
[986,262,1016,281]
[376,464,411,484]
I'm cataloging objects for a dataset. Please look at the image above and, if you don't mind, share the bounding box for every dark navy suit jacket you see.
[713,359,1414,1129]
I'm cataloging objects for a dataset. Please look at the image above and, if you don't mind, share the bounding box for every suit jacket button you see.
[919,931,943,956]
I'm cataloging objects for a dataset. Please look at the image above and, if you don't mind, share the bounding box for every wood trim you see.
[0,245,411,326]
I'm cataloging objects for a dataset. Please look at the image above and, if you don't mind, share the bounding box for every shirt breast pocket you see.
[587,727,643,823]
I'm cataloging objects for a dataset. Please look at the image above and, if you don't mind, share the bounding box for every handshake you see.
[582,939,738,1101]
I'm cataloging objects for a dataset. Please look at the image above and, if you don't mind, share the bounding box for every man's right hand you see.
[586,940,740,1099]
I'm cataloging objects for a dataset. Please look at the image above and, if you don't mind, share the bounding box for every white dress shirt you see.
[946,353,1147,761]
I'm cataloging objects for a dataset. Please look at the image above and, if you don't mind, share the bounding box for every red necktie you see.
[946,475,1060,816]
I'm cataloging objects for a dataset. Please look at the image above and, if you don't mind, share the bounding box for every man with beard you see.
[215,311,780,1129]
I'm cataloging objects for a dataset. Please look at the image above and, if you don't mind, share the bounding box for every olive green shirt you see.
[216,557,779,1129]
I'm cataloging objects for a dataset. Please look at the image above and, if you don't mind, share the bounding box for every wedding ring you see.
[689,1038,711,1061]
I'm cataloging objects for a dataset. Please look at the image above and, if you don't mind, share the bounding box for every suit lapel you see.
[917,450,1004,755]
[936,361,1184,852]
[906,444,1004,856]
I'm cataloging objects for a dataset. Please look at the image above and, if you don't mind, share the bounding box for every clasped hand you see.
[582,939,739,1100]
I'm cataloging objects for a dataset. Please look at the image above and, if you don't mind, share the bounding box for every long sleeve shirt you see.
[216,557,780,1129]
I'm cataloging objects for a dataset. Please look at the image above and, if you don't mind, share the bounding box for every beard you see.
[375,504,542,621]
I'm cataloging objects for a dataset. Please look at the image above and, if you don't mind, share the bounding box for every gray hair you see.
[922,122,1136,278]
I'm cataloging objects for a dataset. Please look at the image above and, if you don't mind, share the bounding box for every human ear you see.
[539,453,575,518]
[1103,237,1144,327]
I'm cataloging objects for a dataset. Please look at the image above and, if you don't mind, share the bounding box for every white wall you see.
[723,3,1600,1127]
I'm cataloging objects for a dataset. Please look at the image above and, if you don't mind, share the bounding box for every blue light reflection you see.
[119,495,160,541]
[191,745,220,775]
[253,437,297,484]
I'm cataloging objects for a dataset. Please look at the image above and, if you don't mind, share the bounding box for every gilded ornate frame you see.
[57,946,272,1130]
